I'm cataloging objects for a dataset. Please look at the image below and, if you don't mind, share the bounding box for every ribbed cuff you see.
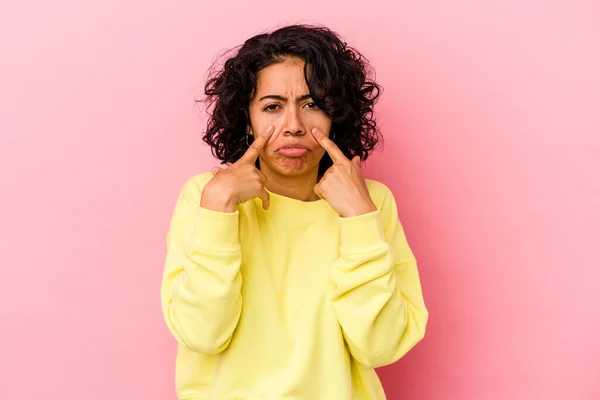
[338,209,386,254]
[189,205,240,252]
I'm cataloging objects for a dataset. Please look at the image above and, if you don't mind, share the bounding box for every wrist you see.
[341,200,377,218]
[201,183,237,213]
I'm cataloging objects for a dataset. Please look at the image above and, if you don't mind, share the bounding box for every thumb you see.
[211,166,225,176]
[351,156,361,168]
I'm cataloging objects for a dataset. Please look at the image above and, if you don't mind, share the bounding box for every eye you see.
[263,104,280,112]
[305,102,319,109]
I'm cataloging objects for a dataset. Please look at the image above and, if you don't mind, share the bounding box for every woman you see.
[161,24,428,400]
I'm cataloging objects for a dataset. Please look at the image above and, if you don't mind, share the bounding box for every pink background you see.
[1,0,599,399]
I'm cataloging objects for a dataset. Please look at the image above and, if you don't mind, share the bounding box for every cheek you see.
[266,130,283,149]
[311,115,332,136]
[305,147,326,166]
[248,104,275,131]
[314,147,327,159]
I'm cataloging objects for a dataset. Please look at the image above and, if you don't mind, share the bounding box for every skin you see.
[248,57,331,201]
[203,57,377,218]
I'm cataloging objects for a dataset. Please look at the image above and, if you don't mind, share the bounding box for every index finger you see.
[241,125,274,163]
[311,128,348,164]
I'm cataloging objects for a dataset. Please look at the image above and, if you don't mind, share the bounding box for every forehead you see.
[255,58,309,95]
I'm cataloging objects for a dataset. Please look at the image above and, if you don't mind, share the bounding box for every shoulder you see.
[365,178,401,226]
[365,178,395,208]
[175,171,214,205]
[184,171,214,189]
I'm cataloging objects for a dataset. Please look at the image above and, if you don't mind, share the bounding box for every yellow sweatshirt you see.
[161,172,428,400]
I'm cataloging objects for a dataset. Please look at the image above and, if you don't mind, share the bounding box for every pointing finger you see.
[311,128,348,164]
[241,125,274,163]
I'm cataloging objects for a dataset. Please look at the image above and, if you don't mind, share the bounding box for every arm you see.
[331,185,429,368]
[160,175,243,354]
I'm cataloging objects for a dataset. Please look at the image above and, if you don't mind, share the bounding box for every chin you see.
[263,156,319,177]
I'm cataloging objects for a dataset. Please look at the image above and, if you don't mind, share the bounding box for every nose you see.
[282,108,304,137]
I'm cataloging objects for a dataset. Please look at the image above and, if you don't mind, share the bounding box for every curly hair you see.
[201,24,383,175]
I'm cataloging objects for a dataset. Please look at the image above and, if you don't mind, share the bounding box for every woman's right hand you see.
[201,125,274,213]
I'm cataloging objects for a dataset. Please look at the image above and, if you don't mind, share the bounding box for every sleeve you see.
[160,175,243,355]
[330,184,429,368]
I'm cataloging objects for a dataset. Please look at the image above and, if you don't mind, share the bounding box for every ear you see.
[351,156,361,168]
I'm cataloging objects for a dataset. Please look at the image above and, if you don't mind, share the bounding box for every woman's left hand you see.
[311,128,378,218]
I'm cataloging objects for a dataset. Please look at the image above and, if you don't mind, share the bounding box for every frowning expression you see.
[248,57,332,177]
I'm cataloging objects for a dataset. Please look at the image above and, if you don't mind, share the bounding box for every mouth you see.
[276,144,311,157]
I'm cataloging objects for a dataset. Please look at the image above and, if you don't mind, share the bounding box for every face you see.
[248,57,332,178]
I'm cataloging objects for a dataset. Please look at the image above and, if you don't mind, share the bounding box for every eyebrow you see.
[258,94,312,102]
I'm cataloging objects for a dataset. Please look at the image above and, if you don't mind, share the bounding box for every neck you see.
[260,165,321,202]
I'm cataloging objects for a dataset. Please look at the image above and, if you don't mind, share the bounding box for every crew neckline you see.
[265,187,325,204]
[261,187,334,220]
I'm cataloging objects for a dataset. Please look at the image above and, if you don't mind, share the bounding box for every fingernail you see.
[311,128,322,137]
[266,125,274,133]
